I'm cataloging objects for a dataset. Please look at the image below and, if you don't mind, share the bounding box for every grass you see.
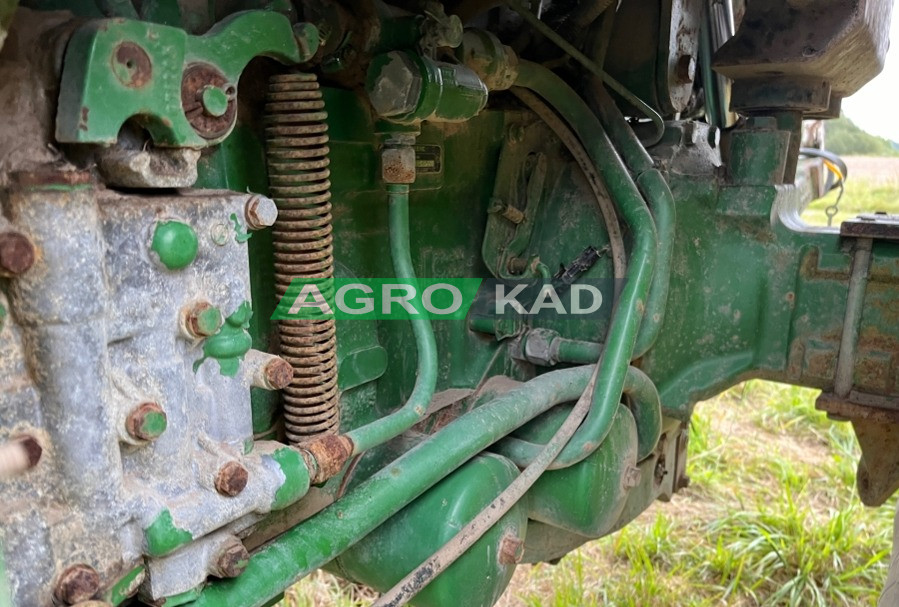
[281,381,897,607]
[281,162,899,606]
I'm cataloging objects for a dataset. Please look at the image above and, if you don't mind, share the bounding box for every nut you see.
[623,465,642,489]
[264,357,294,390]
[182,302,223,339]
[215,461,249,497]
[0,231,36,277]
[367,51,422,118]
[498,535,524,565]
[212,538,250,578]
[245,195,279,230]
[125,402,167,442]
[55,564,100,604]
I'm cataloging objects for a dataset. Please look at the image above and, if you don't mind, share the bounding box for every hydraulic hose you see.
[493,365,661,466]
[372,364,596,607]
[344,184,438,455]
[187,366,593,607]
[513,61,657,469]
[589,83,676,358]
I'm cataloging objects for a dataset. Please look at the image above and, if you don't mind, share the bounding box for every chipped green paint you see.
[135,409,167,441]
[105,565,145,606]
[151,220,198,270]
[270,447,311,511]
[194,302,253,376]
[0,303,6,332]
[230,213,252,243]
[145,509,193,557]
[194,305,224,337]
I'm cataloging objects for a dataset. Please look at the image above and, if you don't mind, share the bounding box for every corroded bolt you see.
[182,302,223,339]
[498,535,524,565]
[244,195,279,230]
[215,461,249,497]
[0,231,36,277]
[264,357,294,390]
[55,564,100,604]
[675,54,696,83]
[212,538,250,578]
[125,402,167,442]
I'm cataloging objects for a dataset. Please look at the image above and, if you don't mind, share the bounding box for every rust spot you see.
[11,169,93,187]
[212,540,250,578]
[15,435,42,469]
[498,535,524,565]
[264,357,294,390]
[54,564,100,604]
[0,231,36,277]
[181,63,236,140]
[304,434,353,483]
[215,461,249,497]
[113,42,152,88]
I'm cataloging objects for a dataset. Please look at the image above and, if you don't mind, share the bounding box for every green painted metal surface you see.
[198,302,253,376]
[334,453,525,607]
[145,509,193,558]
[55,11,311,146]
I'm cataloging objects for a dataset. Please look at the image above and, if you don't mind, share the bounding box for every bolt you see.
[215,461,249,497]
[0,231,36,277]
[212,538,250,578]
[55,564,100,605]
[151,220,198,270]
[125,402,167,442]
[500,205,525,224]
[675,54,696,84]
[367,51,421,118]
[506,124,525,143]
[498,535,524,565]
[182,301,223,339]
[200,85,230,118]
[623,466,642,489]
[244,195,279,230]
[211,223,230,246]
[507,256,527,275]
[264,357,294,390]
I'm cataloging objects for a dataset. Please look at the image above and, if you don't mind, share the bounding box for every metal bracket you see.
[56,12,318,147]
[841,213,899,242]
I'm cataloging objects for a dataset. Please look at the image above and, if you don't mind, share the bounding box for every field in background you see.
[803,156,899,225]
[282,382,896,607]
[282,161,899,606]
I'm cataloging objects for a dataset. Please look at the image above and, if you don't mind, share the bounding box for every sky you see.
[842,2,899,142]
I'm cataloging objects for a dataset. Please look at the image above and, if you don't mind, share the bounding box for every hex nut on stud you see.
[0,231,36,277]
[244,195,279,230]
[264,357,294,390]
[498,535,524,565]
[212,539,250,578]
[55,564,100,605]
[215,461,249,497]
[125,402,167,442]
[182,301,223,339]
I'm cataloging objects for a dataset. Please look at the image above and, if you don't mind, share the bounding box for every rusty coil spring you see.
[265,72,339,444]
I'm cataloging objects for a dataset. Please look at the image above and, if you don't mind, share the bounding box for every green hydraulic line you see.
[589,84,676,358]
[514,61,657,468]
[186,366,593,607]
[344,184,438,455]
[505,0,665,146]
[555,338,603,365]
[493,365,662,465]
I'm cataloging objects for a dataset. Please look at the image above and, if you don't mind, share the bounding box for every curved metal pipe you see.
[344,184,438,455]
[493,365,661,466]
[513,60,657,469]
[188,366,593,607]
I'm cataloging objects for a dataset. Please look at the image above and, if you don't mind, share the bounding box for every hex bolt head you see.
[182,301,223,339]
[264,357,294,390]
[212,539,250,578]
[55,564,100,604]
[125,402,167,442]
[244,195,279,230]
[675,54,696,84]
[367,51,422,118]
[215,461,249,497]
[498,535,524,565]
[0,231,36,277]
